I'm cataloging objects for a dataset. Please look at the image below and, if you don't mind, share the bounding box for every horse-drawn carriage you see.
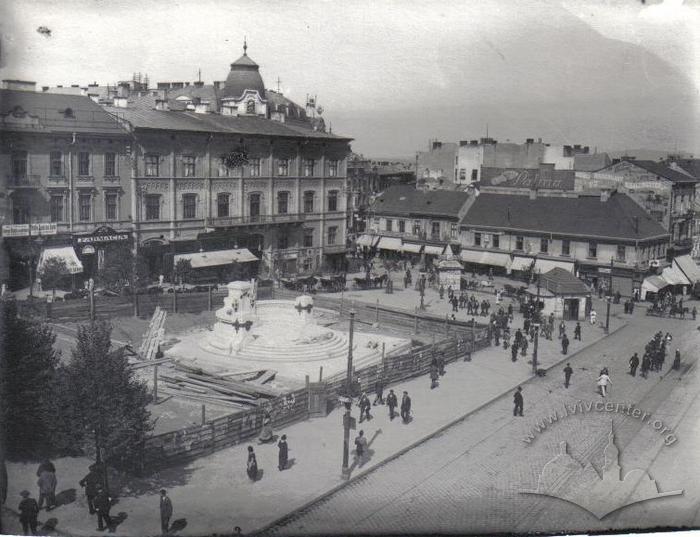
[279,276,318,294]
[352,273,388,290]
[646,300,689,319]
[319,274,347,292]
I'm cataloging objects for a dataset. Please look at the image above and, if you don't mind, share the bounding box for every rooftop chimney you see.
[2,79,37,92]
[42,86,49,92]
[112,96,128,108]
[193,81,204,88]
[526,138,534,144]
[155,99,169,111]
[432,141,443,150]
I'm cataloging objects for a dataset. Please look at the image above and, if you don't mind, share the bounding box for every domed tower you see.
[220,39,268,117]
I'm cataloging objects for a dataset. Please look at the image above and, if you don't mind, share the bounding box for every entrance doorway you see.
[563,298,579,320]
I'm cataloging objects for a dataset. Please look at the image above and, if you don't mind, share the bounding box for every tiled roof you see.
[460,191,669,241]
[372,185,470,220]
[623,159,698,184]
[0,89,127,136]
[666,159,700,180]
[480,167,575,190]
[573,153,611,172]
[540,267,590,295]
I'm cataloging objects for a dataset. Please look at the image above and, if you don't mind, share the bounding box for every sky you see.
[0,0,699,157]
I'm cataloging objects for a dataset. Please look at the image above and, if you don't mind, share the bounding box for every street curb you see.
[252,320,629,536]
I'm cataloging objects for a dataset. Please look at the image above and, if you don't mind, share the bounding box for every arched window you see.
[246,100,256,114]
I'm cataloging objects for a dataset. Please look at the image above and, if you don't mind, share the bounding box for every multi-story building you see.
[105,45,352,279]
[665,158,700,259]
[1,82,132,289]
[416,141,458,188]
[459,189,670,297]
[575,158,697,258]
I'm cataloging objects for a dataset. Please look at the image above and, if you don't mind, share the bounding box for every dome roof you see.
[221,45,266,100]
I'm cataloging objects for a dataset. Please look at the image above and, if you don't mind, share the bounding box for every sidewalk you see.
[5,297,626,537]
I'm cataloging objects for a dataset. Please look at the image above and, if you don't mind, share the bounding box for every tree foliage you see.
[173,258,193,285]
[38,257,69,296]
[62,321,153,469]
[98,244,149,293]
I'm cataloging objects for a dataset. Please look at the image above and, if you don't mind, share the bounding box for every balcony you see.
[7,174,41,188]
[47,176,68,187]
[671,209,695,221]
[205,213,306,228]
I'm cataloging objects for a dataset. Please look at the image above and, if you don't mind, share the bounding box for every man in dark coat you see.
[18,490,39,536]
[278,435,289,471]
[561,334,570,354]
[672,349,681,371]
[400,391,411,423]
[436,352,446,376]
[641,353,651,378]
[94,486,112,532]
[574,322,581,341]
[358,393,372,422]
[36,463,57,511]
[386,389,398,420]
[79,464,101,515]
[511,342,519,362]
[513,387,524,417]
[563,363,573,388]
[429,363,439,389]
[373,376,384,406]
[159,489,173,535]
[629,353,640,377]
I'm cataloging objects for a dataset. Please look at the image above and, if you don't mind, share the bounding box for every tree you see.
[38,256,69,298]
[62,321,152,470]
[173,258,193,286]
[98,244,148,293]
[0,298,61,459]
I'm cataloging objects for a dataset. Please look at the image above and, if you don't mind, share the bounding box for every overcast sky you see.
[1,0,698,157]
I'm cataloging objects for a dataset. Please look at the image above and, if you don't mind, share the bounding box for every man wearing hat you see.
[94,485,112,532]
[159,489,173,535]
[79,464,101,515]
[18,490,39,535]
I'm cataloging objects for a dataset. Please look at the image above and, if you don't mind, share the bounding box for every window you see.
[78,152,90,176]
[303,228,314,248]
[492,234,500,249]
[249,193,261,220]
[277,191,289,214]
[50,151,63,176]
[278,159,289,176]
[459,169,466,182]
[398,220,406,233]
[246,100,256,114]
[617,244,626,262]
[431,221,440,238]
[386,219,393,232]
[588,241,597,258]
[327,190,338,212]
[12,201,30,224]
[50,195,64,223]
[303,159,315,177]
[328,160,338,177]
[540,237,549,254]
[474,232,482,247]
[471,169,478,181]
[217,193,230,217]
[303,191,314,213]
[413,220,422,236]
[277,234,289,250]
[79,193,91,221]
[327,226,338,245]
[104,152,116,176]
[181,155,196,177]
[183,193,197,219]
[11,151,27,177]
[561,239,570,256]
[105,192,118,220]
[516,236,524,251]
[217,158,230,177]
[451,224,458,239]
[145,194,160,220]
[249,158,261,177]
[145,154,159,177]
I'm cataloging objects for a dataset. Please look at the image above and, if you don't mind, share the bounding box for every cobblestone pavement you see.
[5,292,625,537]
[260,309,700,536]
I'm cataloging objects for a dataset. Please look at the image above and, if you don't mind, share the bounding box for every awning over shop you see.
[377,236,403,252]
[661,265,690,286]
[460,249,511,267]
[641,275,670,297]
[401,242,423,254]
[673,255,700,284]
[423,244,447,256]
[174,248,258,269]
[534,258,575,274]
[355,234,379,248]
[510,255,535,272]
[38,246,83,274]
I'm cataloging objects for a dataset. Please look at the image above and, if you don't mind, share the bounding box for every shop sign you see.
[81,245,96,255]
[75,225,130,245]
[598,267,611,274]
[2,223,58,237]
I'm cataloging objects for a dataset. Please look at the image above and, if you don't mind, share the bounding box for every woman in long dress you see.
[278,435,288,471]
[246,446,258,481]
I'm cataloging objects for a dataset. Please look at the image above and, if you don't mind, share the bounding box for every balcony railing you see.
[205,213,306,227]
[671,209,695,220]
[7,174,41,188]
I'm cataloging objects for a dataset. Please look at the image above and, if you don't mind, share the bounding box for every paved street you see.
[260,307,700,535]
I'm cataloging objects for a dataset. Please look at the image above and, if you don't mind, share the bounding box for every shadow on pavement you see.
[55,488,76,507]
[116,463,198,497]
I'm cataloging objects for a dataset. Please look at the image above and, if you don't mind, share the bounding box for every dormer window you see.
[246,100,255,114]
[63,108,74,118]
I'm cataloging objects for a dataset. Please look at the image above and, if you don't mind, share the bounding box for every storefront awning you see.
[534,258,575,274]
[355,234,379,248]
[423,244,447,256]
[642,275,670,295]
[38,246,83,274]
[174,248,258,269]
[673,255,700,284]
[661,265,690,286]
[401,242,423,254]
[510,255,535,272]
[377,236,403,252]
[459,249,511,267]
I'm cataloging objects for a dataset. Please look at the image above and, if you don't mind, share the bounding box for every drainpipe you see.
[69,133,76,232]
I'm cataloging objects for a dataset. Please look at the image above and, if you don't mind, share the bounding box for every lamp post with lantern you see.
[341,309,356,479]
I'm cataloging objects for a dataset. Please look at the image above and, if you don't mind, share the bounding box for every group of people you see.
[628,332,681,378]
[354,388,412,464]
[439,285,492,317]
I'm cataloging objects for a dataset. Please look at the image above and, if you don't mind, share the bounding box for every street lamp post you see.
[605,257,613,333]
[532,323,540,375]
[418,277,425,310]
[341,310,355,479]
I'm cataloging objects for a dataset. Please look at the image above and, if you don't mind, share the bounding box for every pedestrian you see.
[246,446,258,481]
[373,376,384,405]
[511,343,518,362]
[429,361,439,389]
[629,353,640,377]
[693,306,697,321]
[672,349,681,371]
[94,485,112,532]
[439,285,444,299]
[597,371,612,397]
[386,389,398,420]
[561,334,569,355]
[563,363,573,388]
[558,321,565,339]
[521,337,528,357]
[400,391,411,423]
[159,489,172,535]
[574,322,581,341]
[18,490,39,536]
[79,464,101,515]
[354,430,368,462]
[513,387,524,417]
[437,352,446,376]
[358,393,372,422]
[641,353,650,378]
[36,461,57,511]
[278,434,289,471]
[590,310,597,325]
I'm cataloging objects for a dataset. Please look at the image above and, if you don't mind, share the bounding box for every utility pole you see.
[605,257,613,333]
[341,310,355,479]
[532,324,539,375]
